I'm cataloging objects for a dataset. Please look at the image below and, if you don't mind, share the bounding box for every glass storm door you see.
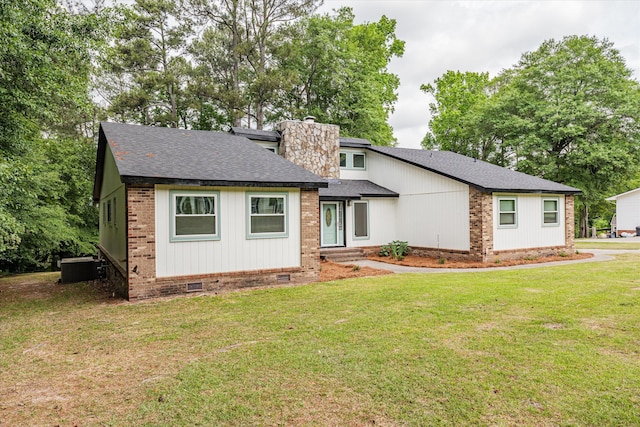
[321,202,343,247]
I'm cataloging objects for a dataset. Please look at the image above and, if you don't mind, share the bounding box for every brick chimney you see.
[276,117,340,178]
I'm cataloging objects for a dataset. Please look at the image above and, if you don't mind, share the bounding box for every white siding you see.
[345,198,398,247]
[339,169,369,180]
[493,194,566,250]
[364,152,470,251]
[339,148,370,180]
[615,191,640,232]
[98,147,127,268]
[155,185,301,277]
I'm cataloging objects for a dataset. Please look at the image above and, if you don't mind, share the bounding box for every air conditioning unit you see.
[60,257,99,284]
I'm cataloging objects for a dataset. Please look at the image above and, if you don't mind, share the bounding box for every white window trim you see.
[498,196,518,228]
[542,197,560,227]
[246,192,288,239]
[170,190,220,242]
[352,200,370,240]
[339,150,367,170]
[257,141,279,154]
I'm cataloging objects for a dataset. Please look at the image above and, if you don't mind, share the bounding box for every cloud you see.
[319,0,640,147]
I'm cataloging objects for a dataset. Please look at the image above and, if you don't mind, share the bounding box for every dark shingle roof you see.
[320,179,399,200]
[94,123,326,200]
[368,146,582,194]
[230,127,281,142]
[339,137,371,148]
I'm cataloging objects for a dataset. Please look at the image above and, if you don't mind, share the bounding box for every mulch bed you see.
[319,260,393,282]
[367,252,594,269]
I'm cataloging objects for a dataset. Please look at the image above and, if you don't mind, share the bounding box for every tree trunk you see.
[579,202,589,238]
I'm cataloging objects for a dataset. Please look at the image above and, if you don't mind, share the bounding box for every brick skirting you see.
[128,267,309,300]
[113,184,322,300]
[98,245,128,298]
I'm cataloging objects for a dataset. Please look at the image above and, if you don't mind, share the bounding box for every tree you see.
[0,0,101,271]
[275,7,404,145]
[496,36,640,236]
[421,71,500,161]
[187,0,320,129]
[98,0,192,127]
[423,36,640,236]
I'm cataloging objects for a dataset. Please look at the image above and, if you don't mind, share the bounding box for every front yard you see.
[1,254,639,426]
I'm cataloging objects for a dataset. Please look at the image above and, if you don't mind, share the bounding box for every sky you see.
[317,0,640,148]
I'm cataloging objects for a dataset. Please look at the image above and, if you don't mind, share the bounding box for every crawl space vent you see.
[277,274,290,283]
[186,282,203,292]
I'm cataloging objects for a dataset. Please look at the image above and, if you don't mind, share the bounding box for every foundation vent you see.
[277,274,291,283]
[186,282,203,292]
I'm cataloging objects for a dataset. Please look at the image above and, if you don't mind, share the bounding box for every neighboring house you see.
[606,188,640,236]
[94,118,581,300]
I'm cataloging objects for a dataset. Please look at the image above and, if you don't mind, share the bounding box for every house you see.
[233,119,581,260]
[93,122,327,299]
[606,188,640,236]
[94,118,581,300]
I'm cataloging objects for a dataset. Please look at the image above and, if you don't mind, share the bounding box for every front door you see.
[321,202,344,247]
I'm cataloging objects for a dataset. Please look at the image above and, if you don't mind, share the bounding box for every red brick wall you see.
[565,195,575,249]
[121,185,321,300]
[126,184,157,300]
[299,189,321,281]
[468,187,493,262]
[97,245,127,298]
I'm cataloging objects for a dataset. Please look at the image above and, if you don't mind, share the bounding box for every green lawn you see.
[575,239,640,250]
[2,255,640,426]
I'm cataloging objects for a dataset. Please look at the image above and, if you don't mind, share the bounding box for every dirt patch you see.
[319,260,393,282]
[367,252,593,269]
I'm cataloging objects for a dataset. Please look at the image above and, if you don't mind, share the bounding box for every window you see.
[112,198,117,227]
[257,142,279,154]
[352,153,366,169]
[543,198,559,226]
[106,200,112,225]
[170,191,219,241]
[339,152,347,167]
[247,193,287,238]
[339,151,366,170]
[498,197,517,227]
[353,201,369,239]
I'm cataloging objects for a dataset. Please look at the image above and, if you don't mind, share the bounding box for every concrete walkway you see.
[348,248,639,274]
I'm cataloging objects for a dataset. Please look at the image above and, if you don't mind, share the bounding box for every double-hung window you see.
[543,198,559,226]
[353,201,369,239]
[498,197,517,227]
[171,191,219,241]
[247,193,287,238]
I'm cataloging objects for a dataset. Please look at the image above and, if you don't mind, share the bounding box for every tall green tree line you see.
[423,36,640,236]
[0,0,103,271]
[97,1,404,145]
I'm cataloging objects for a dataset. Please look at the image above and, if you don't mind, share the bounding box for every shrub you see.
[378,244,391,257]
[379,241,410,260]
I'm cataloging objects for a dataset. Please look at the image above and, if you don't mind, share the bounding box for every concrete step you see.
[320,247,365,262]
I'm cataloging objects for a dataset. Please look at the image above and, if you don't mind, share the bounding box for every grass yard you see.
[575,240,640,250]
[2,255,640,426]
